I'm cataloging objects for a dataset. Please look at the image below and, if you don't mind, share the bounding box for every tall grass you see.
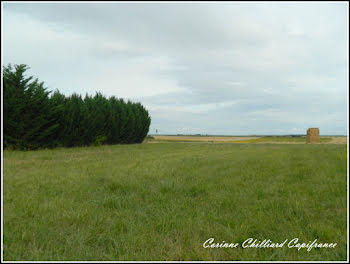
[3,143,347,261]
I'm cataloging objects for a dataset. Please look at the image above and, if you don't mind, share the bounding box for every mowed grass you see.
[3,143,347,261]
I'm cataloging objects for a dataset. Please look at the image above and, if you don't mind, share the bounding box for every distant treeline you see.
[3,64,151,150]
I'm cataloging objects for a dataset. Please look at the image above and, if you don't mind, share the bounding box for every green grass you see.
[234,137,332,143]
[3,143,347,261]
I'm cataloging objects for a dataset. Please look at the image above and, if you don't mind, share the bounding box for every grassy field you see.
[3,142,347,261]
[150,135,259,142]
[150,135,337,144]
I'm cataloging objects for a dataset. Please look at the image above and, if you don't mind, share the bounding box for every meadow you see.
[3,141,347,261]
[149,135,336,143]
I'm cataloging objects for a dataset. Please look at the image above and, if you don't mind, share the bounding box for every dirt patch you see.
[328,136,347,144]
[240,137,347,144]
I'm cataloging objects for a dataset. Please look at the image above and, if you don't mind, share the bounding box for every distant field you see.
[151,135,259,142]
[3,143,347,261]
[150,135,344,144]
[232,136,333,144]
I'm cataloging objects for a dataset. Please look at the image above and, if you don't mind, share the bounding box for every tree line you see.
[3,64,151,150]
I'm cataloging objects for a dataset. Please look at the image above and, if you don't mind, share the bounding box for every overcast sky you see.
[2,2,348,135]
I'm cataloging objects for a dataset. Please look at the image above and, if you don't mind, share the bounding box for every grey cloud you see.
[3,2,348,135]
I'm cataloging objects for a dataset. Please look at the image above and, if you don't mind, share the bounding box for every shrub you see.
[94,135,107,146]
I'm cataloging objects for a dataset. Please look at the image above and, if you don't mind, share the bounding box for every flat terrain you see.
[3,142,347,261]
[150,135,346,144]
[328,136,348,144]
[152,135,260,142]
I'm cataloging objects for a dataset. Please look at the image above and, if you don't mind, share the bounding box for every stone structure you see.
[306,128,320,143]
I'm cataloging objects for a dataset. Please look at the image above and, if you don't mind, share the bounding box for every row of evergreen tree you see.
[3,64,151,150]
